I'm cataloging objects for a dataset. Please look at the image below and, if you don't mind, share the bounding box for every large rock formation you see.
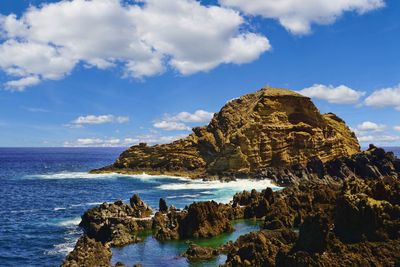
[92,87,360,178]
[224,176,400,267]
[61,235,112,267]
[79,195,152,247]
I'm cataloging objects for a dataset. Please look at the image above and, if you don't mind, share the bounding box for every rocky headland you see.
[63,87,400,266]
[91,87,360,181]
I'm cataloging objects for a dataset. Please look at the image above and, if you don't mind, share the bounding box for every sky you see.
[0,0,399,147]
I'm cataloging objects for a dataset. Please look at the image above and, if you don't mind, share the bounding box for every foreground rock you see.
[224,176,400,266]
[64,146,400,266]
[155,201,234,240]
[224,229,297,266]
[61,235,111,267]
[182,244,219,261]
[79,195,152,246]
[91,87,360,178]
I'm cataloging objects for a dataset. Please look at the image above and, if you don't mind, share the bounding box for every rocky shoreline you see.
[62,145,400,267]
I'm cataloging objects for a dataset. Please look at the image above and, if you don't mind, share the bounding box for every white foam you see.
[46,228,81,256]
[25,171,191,181]
[157,178,280,192]
[166,194,201,199]
[57,217,81,227]
[25,171,135,180]
[54,207,66,211]
[70,202,104,207]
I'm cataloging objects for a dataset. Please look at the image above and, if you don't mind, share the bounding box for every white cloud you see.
[69,115,129,126]
[357,135,400,143]
[356,121,386,132]
[173,110,214,123]
[220,0,385,34]
[364,85,400,110]
[353,121,399,144]
[297,84,365,104]
[0,0,270,90]
[153,109,214,131]
[394,126,400,132]
[5,76,40,91]
[64,133,186,147]
[153,121,190,131]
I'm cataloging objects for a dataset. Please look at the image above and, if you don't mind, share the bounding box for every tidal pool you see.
[111,219,262,267]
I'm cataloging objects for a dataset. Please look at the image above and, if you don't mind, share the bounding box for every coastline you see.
[62,145,400,266]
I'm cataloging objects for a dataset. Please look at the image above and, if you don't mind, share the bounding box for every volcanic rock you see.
[61,235,112,267]
[79,196,152,246]
[154,201,234,240]
[129,194,152,218]
[159,198,168,213]
[91,87,360,178]
[223,229,298,267]
[182,243,219,261]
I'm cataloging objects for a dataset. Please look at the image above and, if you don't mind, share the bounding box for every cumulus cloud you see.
[356,121,386,132]
[353,121,400,144]
[297,84,365,104]
[357,135,400,143]
[0,0,270,90]
[64,133,186,147]
[69,114,129,127]
[5,76,40,91]
[153,121,190,131]
[364,85,400,110]
[220,0,385,34]
[153,109,214,131]
[173,110,214,123]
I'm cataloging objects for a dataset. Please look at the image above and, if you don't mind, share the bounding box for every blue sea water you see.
[0,147,282,267]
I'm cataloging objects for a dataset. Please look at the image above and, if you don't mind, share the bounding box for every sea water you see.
[0,147,282,267]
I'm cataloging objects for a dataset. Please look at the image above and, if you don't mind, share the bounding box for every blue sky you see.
[0,0,399,147]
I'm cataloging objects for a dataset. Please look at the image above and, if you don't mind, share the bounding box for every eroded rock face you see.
[61,235,112,267]
[180,201,233,238]
[129,194,152,218]
[224,176,400,266]
[79,195,152,246]
[223,229,298,267]
[92,87,360,178]
[154,201,234,240]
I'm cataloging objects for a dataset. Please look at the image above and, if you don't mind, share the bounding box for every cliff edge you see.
[92,87,360,177]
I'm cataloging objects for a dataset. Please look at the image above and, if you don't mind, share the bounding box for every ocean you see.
[0,147,280,267]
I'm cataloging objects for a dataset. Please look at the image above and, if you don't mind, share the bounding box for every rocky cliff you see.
[92,87,360,177]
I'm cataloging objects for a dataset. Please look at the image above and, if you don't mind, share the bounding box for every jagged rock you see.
[334,177,400,243]
[129,194,152,218]
[294,213,331,253]
[91,87,360,178]
[159,198,168,213]
[154,201,233,240]
[226,176,400,266]
[61,235,111,267]
[179,201,233,238]
[182,244,218,260]
[223,229,298,267]
[79,197,152,246]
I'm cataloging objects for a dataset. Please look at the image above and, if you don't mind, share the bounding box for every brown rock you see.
[129,194,152,218]
[91,87,360,178]
[179,201,233,238]
[182,243,218,260]
[61,235,111,267]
